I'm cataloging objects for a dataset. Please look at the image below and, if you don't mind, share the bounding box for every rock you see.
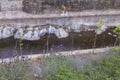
[39,28,47,36]
[21,27,40,40]
[70,22,80,32]
[48,25,57,34]
[55,28,68,38]
[95,29,103,35]
[0,26,3,39]
[22,30,33,40]
[30,30,40,41]
[100,25,107,32]
[95,25,107,35]
[2,26,15,39]
[14,27,25,39]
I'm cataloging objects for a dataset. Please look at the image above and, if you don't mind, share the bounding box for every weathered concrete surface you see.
[0,47,116,63]
[0,10,119,26]
[0,10,119,40]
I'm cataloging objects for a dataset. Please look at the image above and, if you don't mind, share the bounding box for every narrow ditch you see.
[0,27,118,58]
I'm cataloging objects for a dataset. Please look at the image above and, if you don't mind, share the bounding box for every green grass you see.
[0,52,119,80]
[84,54,120,80]
[41,53,120,80]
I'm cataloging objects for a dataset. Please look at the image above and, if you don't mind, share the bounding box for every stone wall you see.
[0,14,119,40]
[22,0,120,13]
[0,0,23,11]
[0,0,120,12]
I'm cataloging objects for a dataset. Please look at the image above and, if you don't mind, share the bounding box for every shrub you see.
[40,54,89,80]
[0,60,34,80]
[84,54,120,80]
[50,64,85,80]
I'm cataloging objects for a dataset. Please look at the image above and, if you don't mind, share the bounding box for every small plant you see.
[94,19,105,47]
[113,25,120,45]
[95,19,106,34]
[96,19,104,28]
[113,25,120,39]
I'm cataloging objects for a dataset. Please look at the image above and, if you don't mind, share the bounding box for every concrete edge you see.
[0,9,120,20]
[0,46,118,63]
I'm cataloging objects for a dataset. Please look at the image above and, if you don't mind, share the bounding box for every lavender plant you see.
[0,60,34,80]
[40,54,91,80]
[0,39,35,80]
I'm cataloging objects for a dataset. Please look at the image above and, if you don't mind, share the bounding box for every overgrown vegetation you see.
[0,60,34,80]
[0,49,120,80]
[40,55,91,80]
[0,1,120,79]
[84,54,120,80]
[40,53,120,80]
[0,24,120,80]
[0,39,35,80]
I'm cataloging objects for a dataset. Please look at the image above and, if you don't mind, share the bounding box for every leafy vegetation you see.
[40,53,120,80]
[0,60,34,80]
[113,25,120,45]
[0,50,120,80]
[51,64,84,80]
[113,25,120,39]
[40,55,90,80]
[84,54,120,80]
